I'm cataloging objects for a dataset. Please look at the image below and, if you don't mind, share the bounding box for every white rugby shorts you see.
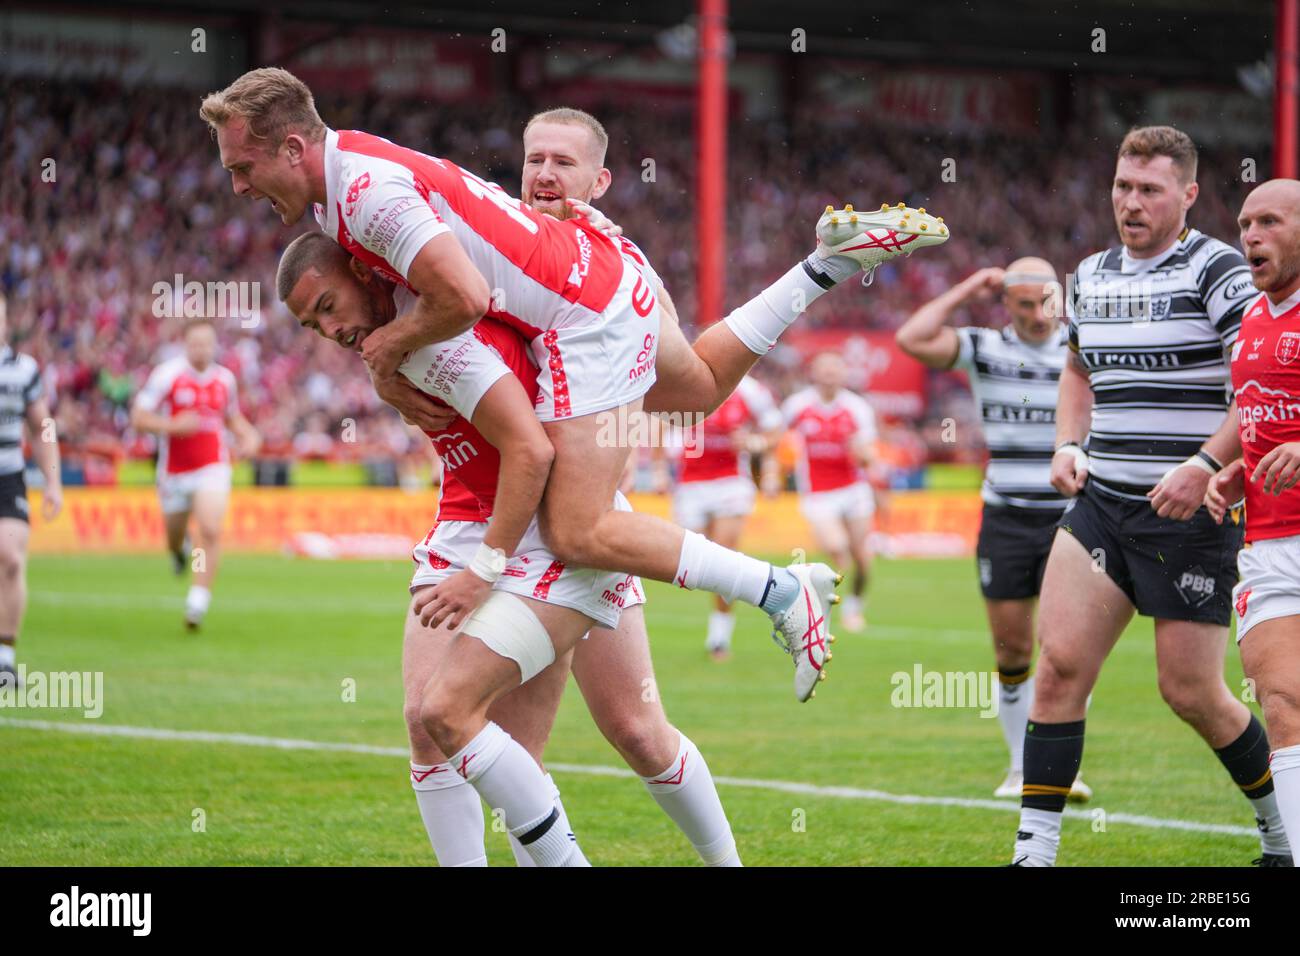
[672,475,757,531]
[1233,533,1300,643]
[410,493,646,629]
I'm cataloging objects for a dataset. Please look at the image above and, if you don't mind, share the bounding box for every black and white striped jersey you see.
[1068,228,1255,499]
[0,345,42,476]
[953,324,1069,510]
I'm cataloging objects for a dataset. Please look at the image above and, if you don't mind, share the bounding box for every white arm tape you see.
[467,542,505,584]
[460,592,555,684]
[1055,444,1089,471]
[1164,455,1217,481]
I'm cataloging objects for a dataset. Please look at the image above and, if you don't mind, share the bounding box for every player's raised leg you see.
[645,204,951,417]
[1011,530,1131,866]
[571,605,741,866]
[1154,618,1293,865]
[539,400,839,702]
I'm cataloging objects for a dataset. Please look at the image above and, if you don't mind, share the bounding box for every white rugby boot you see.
[994,769,1024,799]
[769,563,841,702]
[815,202,949,281]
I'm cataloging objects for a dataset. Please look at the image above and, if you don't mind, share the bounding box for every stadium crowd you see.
[0,75,1262,481]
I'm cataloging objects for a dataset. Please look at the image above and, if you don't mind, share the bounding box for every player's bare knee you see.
[1032,648,1083,703]
[0,546,22,582]
[1259,686,1300,744]
[418,681,465,755]
[1156,671,1209,723]
[605,714,675,776]
[540,521,599,567]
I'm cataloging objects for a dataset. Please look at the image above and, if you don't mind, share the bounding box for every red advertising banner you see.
[292,30,492,101]
[782,328,928,421]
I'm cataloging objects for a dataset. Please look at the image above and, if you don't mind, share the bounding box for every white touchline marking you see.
[1,717,1256,839]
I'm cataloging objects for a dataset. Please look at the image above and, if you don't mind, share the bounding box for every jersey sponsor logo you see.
[174,386,196,407]
[433,432,478,470]
[1276,331,1300,366]
[628,332,656,382]
[982,403,1056,424]
[1227,275,1256,300]
[1074,280,1161,320]
[1236,380,1300,423]
[422,341,473,395]
[1082,349,1182,370]
[572,230,593,287]
[601,574,639,608]
[362,194,420,257]
[344,172,372,217]
[631,276,656,317]
[1174,565,1216,607]
[423,548,451,571]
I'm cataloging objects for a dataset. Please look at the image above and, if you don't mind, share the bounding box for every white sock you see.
[998,673,1034,774]
[449,722,587,867]
[674,529,772,608]
[842,595,862,618]
[506,772,586,867]
[1271,745,1300,864]
[185,585,211,620]
[642,732,740,866]
[706,611,735,653]
[1012,807,1061,867]
[410,763,487,867]
[0,643,14,668]
[723,262,831,355]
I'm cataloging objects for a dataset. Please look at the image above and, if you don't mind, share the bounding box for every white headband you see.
[1003,272,1057,288]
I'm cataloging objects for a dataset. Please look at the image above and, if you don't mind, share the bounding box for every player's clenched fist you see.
[1205,458,1246,524]
[1050,442,1089,496]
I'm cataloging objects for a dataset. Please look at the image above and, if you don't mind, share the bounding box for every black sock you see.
[1214,714,1275,800]
[1022,719,1086,812]
[998,665,1031,684]
[852,568,866,596]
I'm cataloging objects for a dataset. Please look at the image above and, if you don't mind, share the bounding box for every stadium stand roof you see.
[90,0,1271,84]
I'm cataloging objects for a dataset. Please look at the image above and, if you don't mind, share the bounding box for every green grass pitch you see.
[2,552,1265,866]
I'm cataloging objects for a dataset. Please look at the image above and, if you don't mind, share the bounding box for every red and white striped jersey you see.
[134,357,238,475]
[680,376,782,483]
[782,387,877,494]
[1231,289,1300,542]
[396,291,539,522]
[315,129,630,342]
